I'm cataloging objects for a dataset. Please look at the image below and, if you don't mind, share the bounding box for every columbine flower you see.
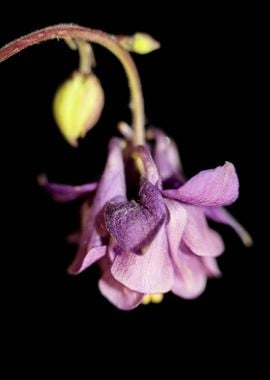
[40,129,251,309]
[149,129,252,298]
[41,138,145,309]
[1,24,251,310]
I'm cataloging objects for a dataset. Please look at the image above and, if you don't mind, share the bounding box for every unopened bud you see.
[53,71,104,146]
[118,33,160,54]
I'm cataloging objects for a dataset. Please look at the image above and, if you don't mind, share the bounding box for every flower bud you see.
[118,33,160,54]
[53,71,104,146]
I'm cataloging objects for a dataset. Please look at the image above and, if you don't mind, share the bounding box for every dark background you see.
[0,4,266,364]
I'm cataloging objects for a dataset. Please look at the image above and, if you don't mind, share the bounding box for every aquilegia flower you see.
[0,24,252,310]
[41,128,252,309]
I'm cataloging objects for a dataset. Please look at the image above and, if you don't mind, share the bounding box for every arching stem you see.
[0,24,145,145]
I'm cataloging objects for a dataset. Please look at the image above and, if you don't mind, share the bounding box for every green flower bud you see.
[53,71,104,146]
[118,33,160,54]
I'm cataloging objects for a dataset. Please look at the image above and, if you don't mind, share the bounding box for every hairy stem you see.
[0,24,145,145]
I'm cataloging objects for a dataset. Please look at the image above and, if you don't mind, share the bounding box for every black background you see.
[0,4,266,366]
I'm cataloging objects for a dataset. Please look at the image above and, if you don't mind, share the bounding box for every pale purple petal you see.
[164,198,187,259]
[38,175,97,202]
[68,246,107,274]
[68,138,126,274]
[163,162,239,206]
[149,128,185,184]
[135,145,161,186]
[205,207,253,247]
[172,245,207,299]
[182,205,224,257]
[202,257,222,278]
[105,178,166,254]
[99,270,144,310]
[111,225,174,293]
[165,199,206,298]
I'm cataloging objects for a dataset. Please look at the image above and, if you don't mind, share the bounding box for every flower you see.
[149,129,252,298]
[1,24,251,310]
[41,138,144,309]
[40,129,252,309]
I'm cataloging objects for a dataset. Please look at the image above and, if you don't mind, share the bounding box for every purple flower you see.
[151,129,252,298]
[40,129,252,309]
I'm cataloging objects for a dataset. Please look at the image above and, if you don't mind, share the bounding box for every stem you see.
[77,39,92,74]
[0,24,145,145]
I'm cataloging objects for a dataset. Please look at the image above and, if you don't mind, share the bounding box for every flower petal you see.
[205,207,253,247]
[164,198,187,258]
[38,175,97,202]
[182,205,224,257]
[163,162,239,206]
[172,245,207,299]
[68,246,107,274]
[111,225,174,293]
[202,257,222,278]
[68,138,126,274]
[134,145,161,186]
[149,128,185,185]
[164,199,207,298]
[105,178,166,254]
[99,270,144,310]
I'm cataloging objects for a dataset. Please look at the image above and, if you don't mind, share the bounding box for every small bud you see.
[53,71,104,146]
[118,33,160,54]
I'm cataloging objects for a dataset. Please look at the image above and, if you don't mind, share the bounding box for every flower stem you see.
[76,39,93,74]
[0,24,145,145]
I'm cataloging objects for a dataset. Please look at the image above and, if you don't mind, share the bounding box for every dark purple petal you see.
[163,162,239,206]
[205,207,253,247]
[172,245,207,299]
[38,175,97,202]
[111,225,174,293]
[149,128,185,184]
[105,178,166,254]
[182,205,224,257]
[68,138,126,274]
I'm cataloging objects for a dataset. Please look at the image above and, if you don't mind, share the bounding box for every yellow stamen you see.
[142,294,151,305]
[142,293,164,305]
[151,294,164,304]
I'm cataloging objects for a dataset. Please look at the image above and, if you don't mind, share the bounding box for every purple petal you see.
[182,205,224,257]
[134,145,161,186]
[205,207,253,247]
[68,246,107,275]
[164,198,187,259]
[98,245,144,310]
[149,128,185,184]
[172,245,207,299]
[202,257,222,278]
[68,138,126,274]
[38,175,97,202]
[165,199,207,298]
[163,162,239,206]
[111,225,174,293]
[105,178,166,254]
[99,269,144,310]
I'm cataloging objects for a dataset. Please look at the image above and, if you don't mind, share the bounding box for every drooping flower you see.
[0,24,252,310]
[149,129,252,298]
[41,129,251,309]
